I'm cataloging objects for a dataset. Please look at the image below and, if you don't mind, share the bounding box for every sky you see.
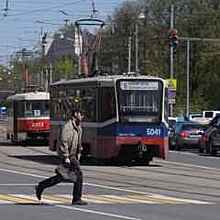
[0,0,125,65]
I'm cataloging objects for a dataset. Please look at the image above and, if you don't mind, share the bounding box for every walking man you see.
[35,109,87,205]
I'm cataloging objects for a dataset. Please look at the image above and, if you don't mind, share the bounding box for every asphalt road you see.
[0,122,220,219]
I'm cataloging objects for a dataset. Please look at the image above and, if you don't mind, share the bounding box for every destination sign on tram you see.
[120,81,159,91]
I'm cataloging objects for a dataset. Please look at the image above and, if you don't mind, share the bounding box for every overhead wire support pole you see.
[135,23,139,73]
[186,40,190,118]
[75,18,105,77]
[178,36,220,117]
[128,36,132,73]
[169,4,174,117]
[170,4,174,79]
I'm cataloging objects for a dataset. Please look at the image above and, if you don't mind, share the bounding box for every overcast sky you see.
[0,0,124,65]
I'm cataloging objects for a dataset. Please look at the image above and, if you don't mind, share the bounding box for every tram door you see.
[13,101,18,140]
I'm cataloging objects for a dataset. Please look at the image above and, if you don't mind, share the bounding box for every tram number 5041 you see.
[146,128,161,136]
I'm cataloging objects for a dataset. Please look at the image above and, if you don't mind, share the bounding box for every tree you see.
[99,0,220,114]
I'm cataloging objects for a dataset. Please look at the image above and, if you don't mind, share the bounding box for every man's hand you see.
[64,158,71,164]
[63,157,71,168]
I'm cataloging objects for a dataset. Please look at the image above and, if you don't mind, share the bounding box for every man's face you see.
[74,112,83,122]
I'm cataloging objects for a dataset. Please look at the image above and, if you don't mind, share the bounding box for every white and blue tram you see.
[49,75,169,164]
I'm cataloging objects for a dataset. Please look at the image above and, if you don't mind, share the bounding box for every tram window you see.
[17,101,25,117]
[25,102,33,116]
[80,88,97,122]
[23,101,49,117]
[100,87,116,122]
[118,80,162,123]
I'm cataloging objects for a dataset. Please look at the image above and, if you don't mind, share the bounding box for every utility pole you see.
[169,4,175,117]
[143,7,148,75]
[128,36,132,73]
[41,32,47,90]
[178,36,220,117]
[186,40,190,117]
[170,4,174,78]
[135,23,139,73]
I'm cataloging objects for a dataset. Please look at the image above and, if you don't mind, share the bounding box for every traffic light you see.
[169,29,178,52]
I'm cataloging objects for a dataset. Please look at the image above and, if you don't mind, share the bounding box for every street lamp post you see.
[135,12,145,73]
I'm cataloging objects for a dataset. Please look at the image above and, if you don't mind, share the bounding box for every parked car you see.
[199,115,220,155]
[170,121,205,151]
[202,110,220,123]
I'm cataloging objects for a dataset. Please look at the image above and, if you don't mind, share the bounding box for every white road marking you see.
[56,204,142,220]
[157,159,220,171]
[6,194,141,220]
[0,200,13,204]
[0,193,213,205]
[0,183,71,186]
[0,167,214,207]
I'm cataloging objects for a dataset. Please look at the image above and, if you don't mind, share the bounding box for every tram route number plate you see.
[138,143,148,152]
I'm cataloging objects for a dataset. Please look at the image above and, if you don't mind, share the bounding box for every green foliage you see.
[53,56,76,80]
[4,0,220,115]
[99,0,220,115]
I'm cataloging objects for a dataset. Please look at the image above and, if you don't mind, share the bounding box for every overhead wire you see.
[0,0,124,63]
[5,0,89,17]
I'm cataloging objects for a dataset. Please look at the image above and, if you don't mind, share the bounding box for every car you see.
[170,121,205,151]
[199,115,220,155]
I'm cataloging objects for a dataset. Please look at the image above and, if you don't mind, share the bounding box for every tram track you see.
[18,144,220,181]
[0,144,220,201]
[0,155,219,201]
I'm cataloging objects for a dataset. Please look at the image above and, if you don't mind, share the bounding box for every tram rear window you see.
[16,101,49,117]
[117,80,163,123]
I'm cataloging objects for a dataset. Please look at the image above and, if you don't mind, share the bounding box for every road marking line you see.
[88,195,132,204]
[0,200,13,204]
[0,168,214,205]
[127,194,176,204]
[4,194,142,220]
[82,194,116,204]
[3,194,141,220]
[0,183,73,186]
[102,195,156,204]
[156,159,220,171]
[40,195,68,204]
[55,204,142,220]
[0,168,48,179]
[0,194,37,204]
[0,194,213,205]
[150,194,213,204]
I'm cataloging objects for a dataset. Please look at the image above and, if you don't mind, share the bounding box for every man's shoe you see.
[72,199,88,205]
[35,185,42,201]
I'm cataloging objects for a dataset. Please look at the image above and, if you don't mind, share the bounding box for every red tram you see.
[7,91,50,144]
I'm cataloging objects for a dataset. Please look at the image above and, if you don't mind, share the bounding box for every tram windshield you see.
[17,100,49,117]
[117,80,163,123]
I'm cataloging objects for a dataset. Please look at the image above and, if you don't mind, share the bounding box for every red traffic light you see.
[169,29,178,50]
